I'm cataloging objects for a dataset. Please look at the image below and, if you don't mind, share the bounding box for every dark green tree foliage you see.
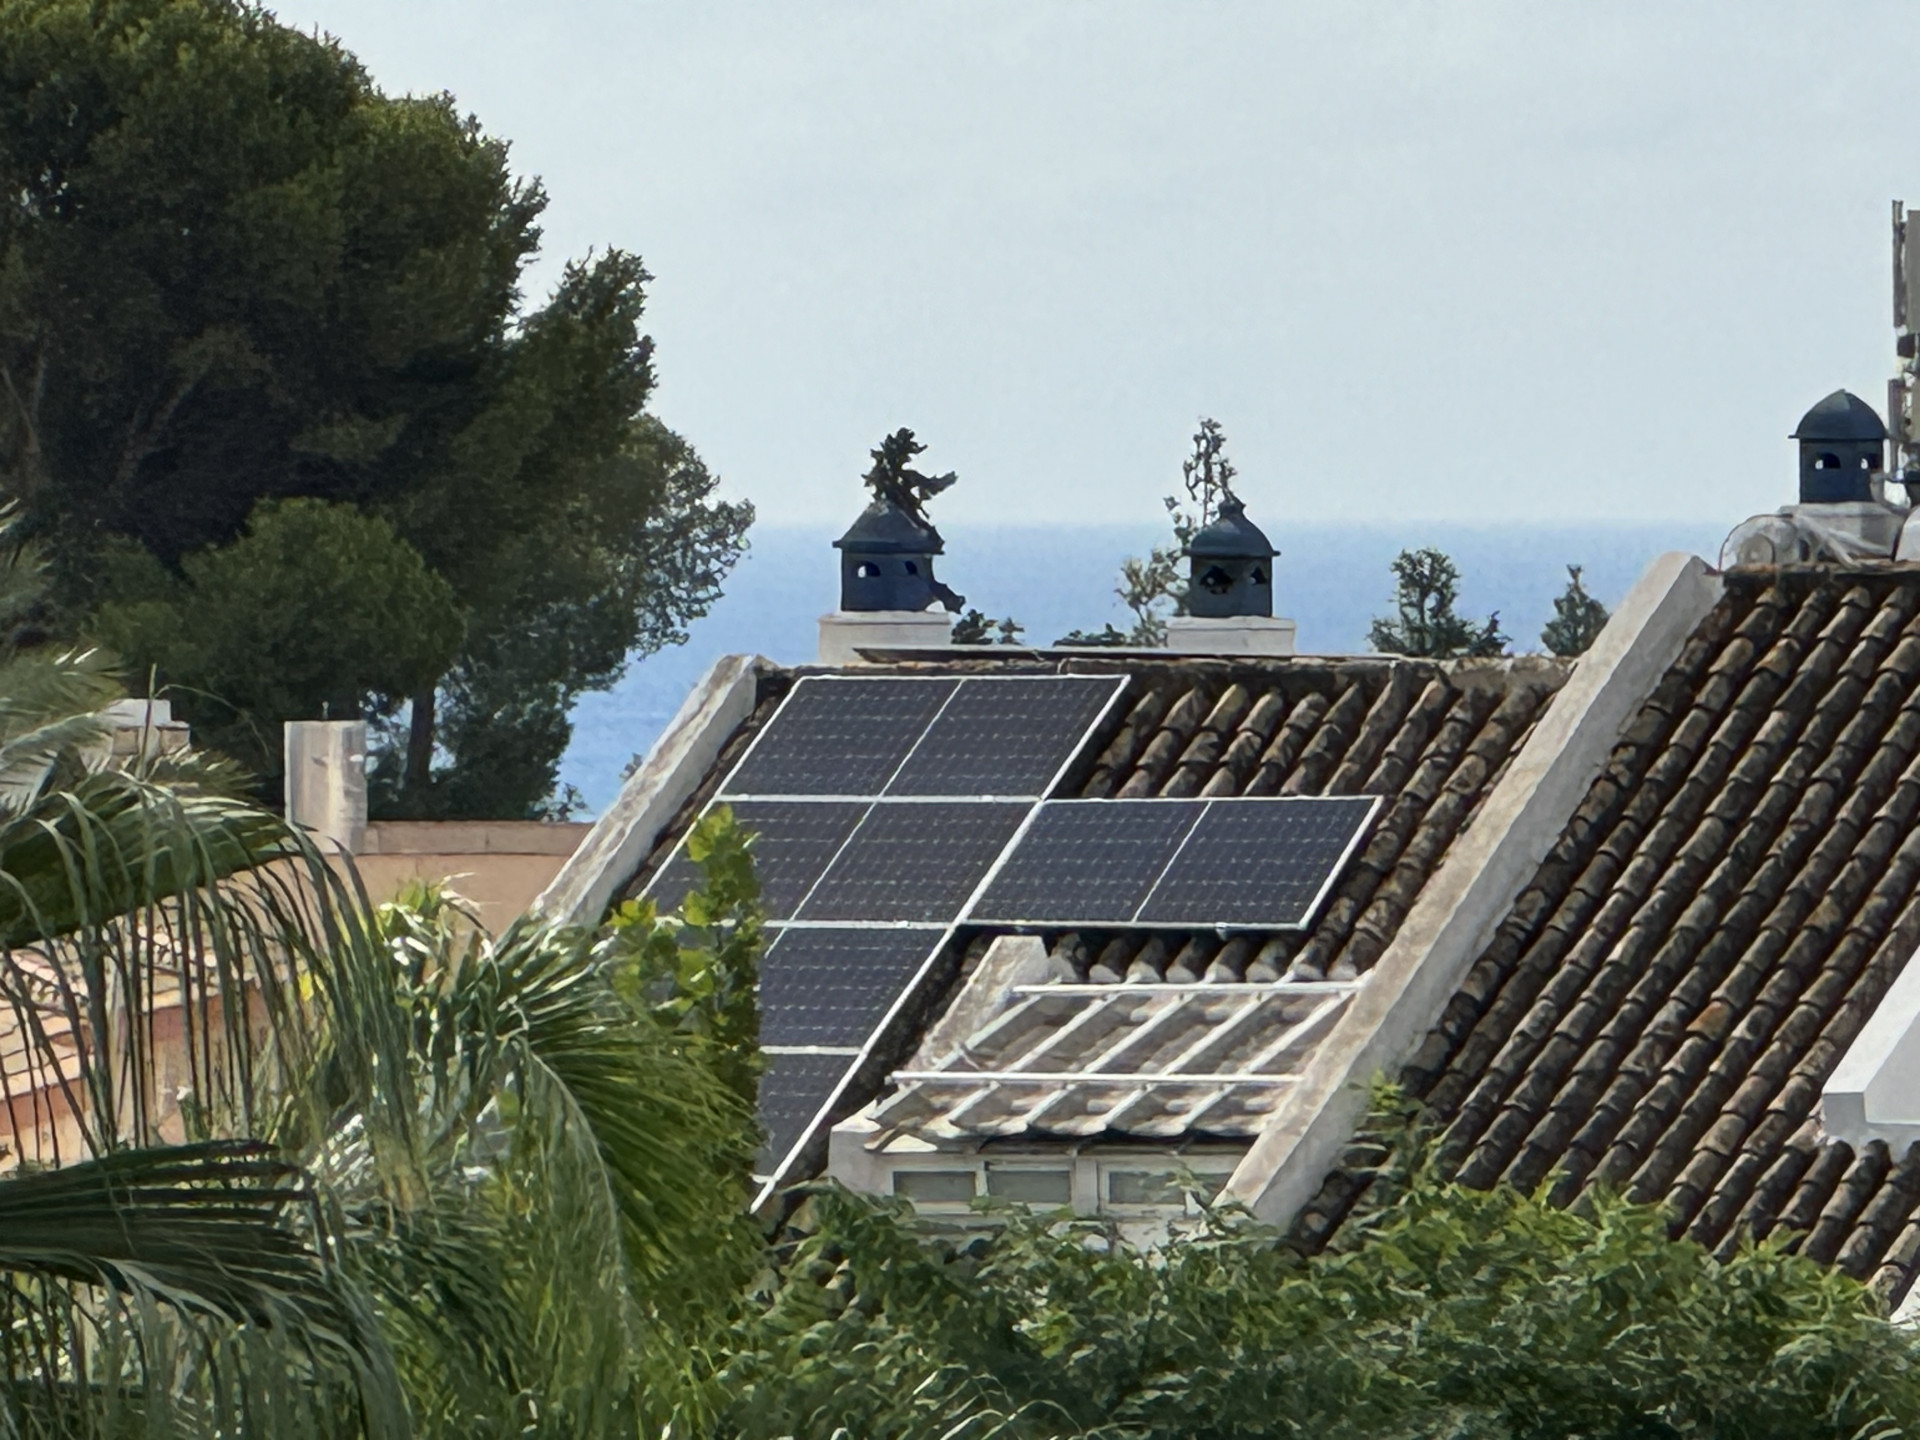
[1052,622,1131,647]
[1542,562,1611,657]
[951,610,1024,645]
[1369,547,1508,659]
[0,0,749,815]
[91,498,463,774]
[719,1134,1920,1438]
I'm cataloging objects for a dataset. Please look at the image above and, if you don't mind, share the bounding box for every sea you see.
[556,519,1730,817]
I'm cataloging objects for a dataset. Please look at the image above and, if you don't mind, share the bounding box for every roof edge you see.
[533,653,773,926]
[1223,551,1725,1228]
[1821,932,1920,1149]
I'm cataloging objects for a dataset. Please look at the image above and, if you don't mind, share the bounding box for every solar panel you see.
[643,800,867,920]
[969,800,1205,924]
[1138,796,1379,927]
[723,677,957,796]
[759,928,944,1047]
[799,802,1032,923]
[756,1051,854,1177]
[968,796,1378,928]
[886,676,1124,797]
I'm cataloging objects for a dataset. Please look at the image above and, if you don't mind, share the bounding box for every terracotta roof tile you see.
[1297,571,1920,1303]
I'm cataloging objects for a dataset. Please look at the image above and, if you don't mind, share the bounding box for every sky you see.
[284,1,1920,531]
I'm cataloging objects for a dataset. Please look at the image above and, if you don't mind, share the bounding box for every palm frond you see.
[0,1141,405,1440]
[484,916,752,1281]
[0,1140,345,1331]
[0,770,303,948]
[0,648,121,750]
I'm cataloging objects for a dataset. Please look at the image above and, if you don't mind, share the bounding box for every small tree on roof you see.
[862,428,956,523]
[1060,418,1235,646]
[1181,416,1238,526]
[1370,547,1508,659]
[1541,564,1610,657]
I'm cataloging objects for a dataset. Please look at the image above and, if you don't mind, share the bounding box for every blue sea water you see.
[557,519,1728,817]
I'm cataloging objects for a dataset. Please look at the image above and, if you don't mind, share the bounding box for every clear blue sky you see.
[286,1,1920,531]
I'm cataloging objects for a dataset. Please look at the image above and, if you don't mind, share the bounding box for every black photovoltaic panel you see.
[886,676,1124,797]
[756,1051,854,1176]
[758,928,944,1047]
[799,802,1032,923]
[968,797,1377,928]
[1138,796,1379,927]
[643,801,867,920]
[970,800,1205,924]
[723,677,958,796]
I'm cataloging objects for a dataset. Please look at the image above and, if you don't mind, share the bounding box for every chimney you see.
[1720,390,1912,566]
[818,431,966,664]
[284,720,367,854]
[100,697,192,760]
[1164,496,1296,656]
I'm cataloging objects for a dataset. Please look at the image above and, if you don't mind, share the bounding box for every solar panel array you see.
[968,796,1381,928]
[641,674,1127,1190]
[639,673,1381,1199]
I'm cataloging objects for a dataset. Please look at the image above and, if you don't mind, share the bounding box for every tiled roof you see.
[826,653,1568,1149]
[1050,655,1565,973]
[1294,569,1920,1303]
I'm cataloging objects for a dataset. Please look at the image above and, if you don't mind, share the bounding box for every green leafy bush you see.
[718,1120,1920,1439]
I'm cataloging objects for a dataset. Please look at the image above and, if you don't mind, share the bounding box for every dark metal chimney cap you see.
[833,498,945,555]
[1186,496,1275,560]
[1791,389,1888,442]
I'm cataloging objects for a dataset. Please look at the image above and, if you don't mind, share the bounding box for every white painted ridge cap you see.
[533,652,773,925]
[1823,937,1920,1148]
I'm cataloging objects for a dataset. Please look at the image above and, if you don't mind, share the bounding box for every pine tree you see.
[1541,564,1610,657]
[1369,548,1508,659]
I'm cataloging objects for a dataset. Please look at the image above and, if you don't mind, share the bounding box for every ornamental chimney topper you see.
[819,429,967,664]
[1162,419,1295,656]
[1793,389,1887,504]
[1186,495,1276,619]
[834,429,965,614]
[1720,390,1915,566]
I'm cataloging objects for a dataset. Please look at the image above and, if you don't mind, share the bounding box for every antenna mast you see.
[1894,200,1916,494]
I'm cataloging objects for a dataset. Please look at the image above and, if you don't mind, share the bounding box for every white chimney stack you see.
[284,720,367,854]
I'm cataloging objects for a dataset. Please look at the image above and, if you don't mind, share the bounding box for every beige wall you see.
[0,822,589,1168]
[348,821,590,933]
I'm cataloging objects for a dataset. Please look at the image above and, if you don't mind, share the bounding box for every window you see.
[1198,564,1233,594]
[893,1169,976,1204]
[1106,1169,1232,1208]
[856,561,881,578]
[904,560,920,575]
[1251,566,1269,585]
[986,1167,1071,1205]
[1817,452,1841,470]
